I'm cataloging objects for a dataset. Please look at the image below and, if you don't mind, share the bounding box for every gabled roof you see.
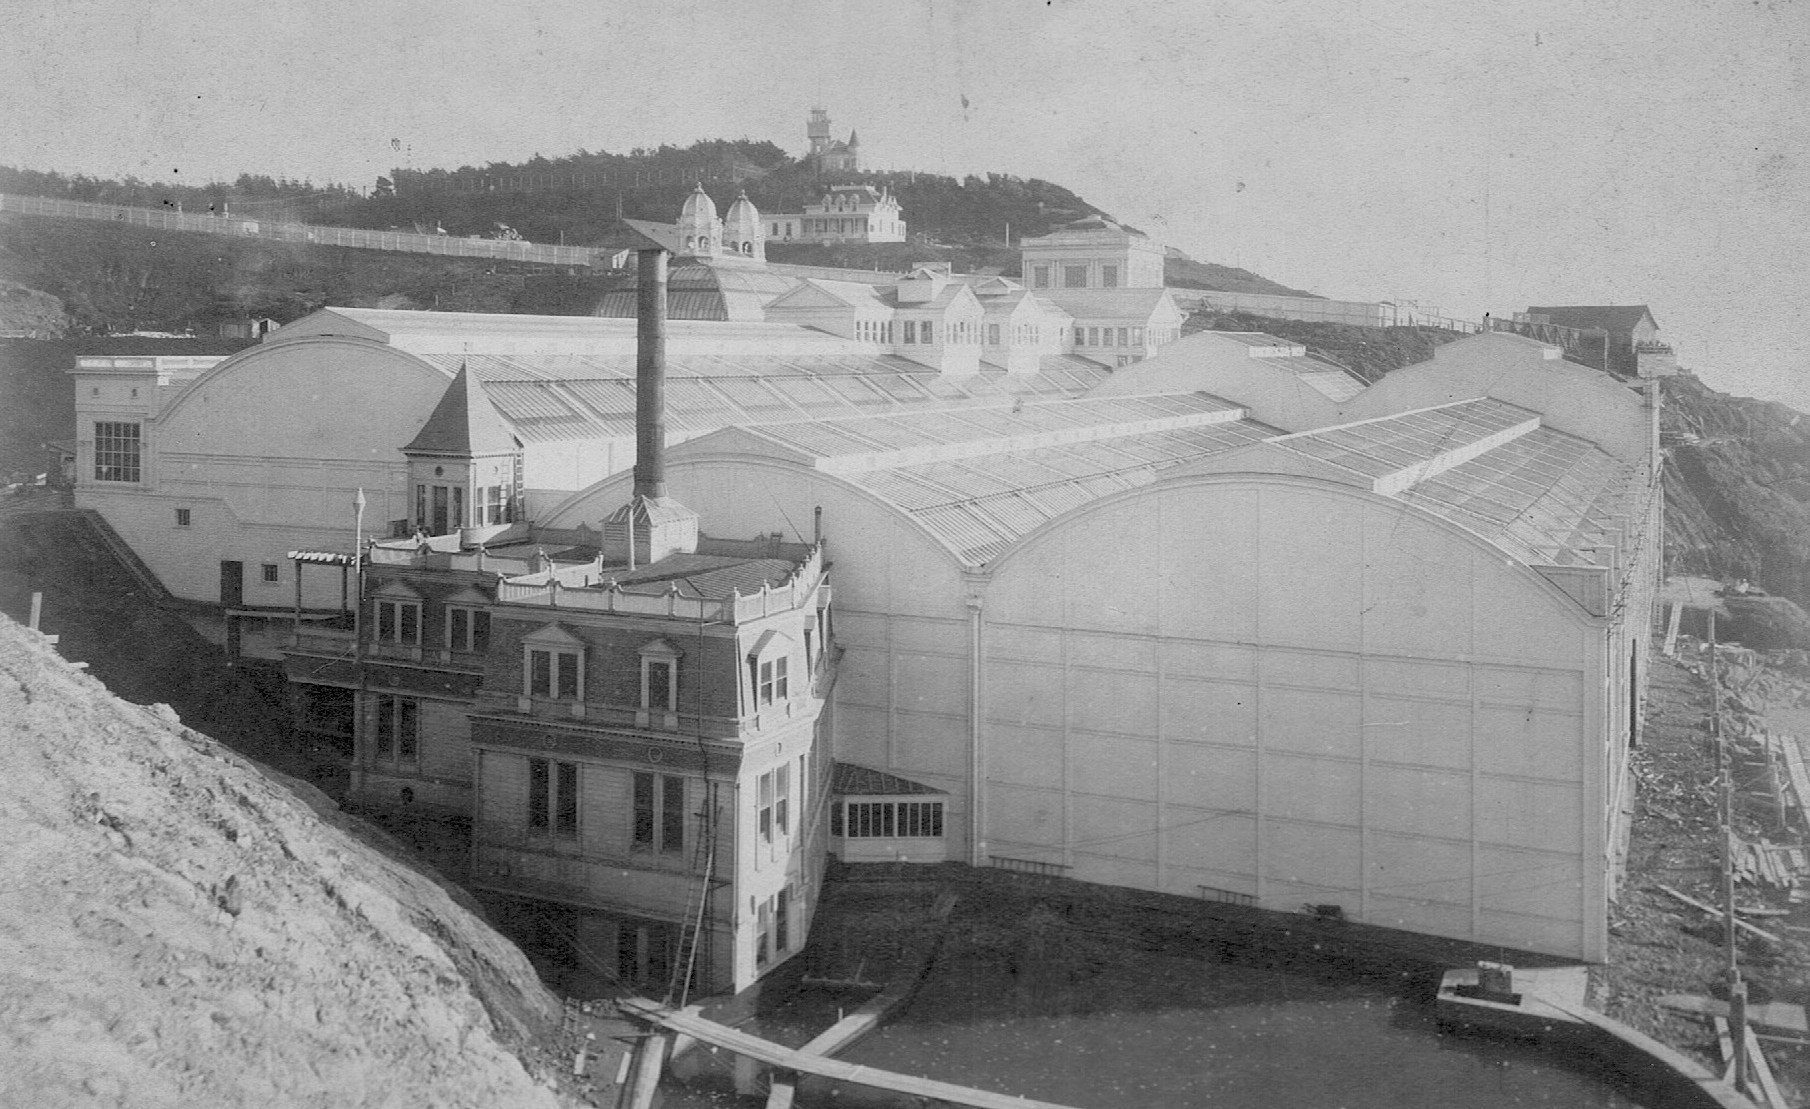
[616,219,685,254]
[884,282,982,313]
[763,278,885,312]
[403,364,518,456]
[1525,305,1657,338]
[1037,288,1178,321]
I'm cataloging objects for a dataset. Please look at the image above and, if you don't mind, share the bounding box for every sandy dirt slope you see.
[0,615,578,1108]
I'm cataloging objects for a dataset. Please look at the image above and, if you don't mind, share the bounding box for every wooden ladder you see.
[666,786,718,1006]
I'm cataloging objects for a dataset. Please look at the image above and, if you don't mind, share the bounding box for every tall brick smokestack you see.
[634,247,667,500]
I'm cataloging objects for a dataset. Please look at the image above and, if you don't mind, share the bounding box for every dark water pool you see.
[663,912,1648,1109]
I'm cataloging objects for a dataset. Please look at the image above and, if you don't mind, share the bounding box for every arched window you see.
[685,236,695,250]
[699,236,710,251]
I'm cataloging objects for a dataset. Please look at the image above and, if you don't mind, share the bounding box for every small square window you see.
[261,563,279,583]
[175,508,191,527]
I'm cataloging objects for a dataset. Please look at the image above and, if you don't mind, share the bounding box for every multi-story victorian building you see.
[284,249,839,997]
[763,184,906,246]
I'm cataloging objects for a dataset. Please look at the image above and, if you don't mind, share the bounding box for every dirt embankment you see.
[0,615,583,1108]
[1602,645,1810,1104]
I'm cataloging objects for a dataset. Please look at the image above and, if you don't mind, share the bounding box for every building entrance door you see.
[219,561,243,607]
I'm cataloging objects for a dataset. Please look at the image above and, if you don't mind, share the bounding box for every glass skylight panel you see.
[865,373,936,403]
[975,453,1074,488]
[912,458,1006,495]
[1026,447,1110,478]
[974,492,1052,535]
[705,377,799,416]
[857,471,954,511]
[765,376,853,414]
[1022,482,1098,517]
[842,418,946,450]
[818,376,892,407]
[916,503,1007,559]
[558,380,634,419]
[483,382,573,421]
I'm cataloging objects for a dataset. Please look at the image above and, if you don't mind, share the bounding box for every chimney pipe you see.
[634,247,668,500]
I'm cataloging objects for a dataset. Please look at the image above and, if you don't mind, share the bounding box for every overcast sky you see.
[5,0,1807,407]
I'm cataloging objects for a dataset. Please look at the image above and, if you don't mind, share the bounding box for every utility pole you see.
[1710,610,1750,1094]
[352,488,368,789]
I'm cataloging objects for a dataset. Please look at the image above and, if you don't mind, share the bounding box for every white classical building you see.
[1020,215,1168,293]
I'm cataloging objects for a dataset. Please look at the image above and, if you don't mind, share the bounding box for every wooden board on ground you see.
[1657,994,1809,1034]
[1780,732,1810,835]
[1654,884,1784,944]
[619,997,1087,1109]
[1744,1024,1786,1108]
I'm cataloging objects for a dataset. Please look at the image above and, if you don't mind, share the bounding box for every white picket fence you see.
[0,192,604,267]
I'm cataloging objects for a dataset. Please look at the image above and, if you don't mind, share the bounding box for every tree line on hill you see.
[0,166,362,220]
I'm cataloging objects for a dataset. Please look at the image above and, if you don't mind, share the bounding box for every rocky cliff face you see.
[1663,374,1810,610]
[0,616,578,1108]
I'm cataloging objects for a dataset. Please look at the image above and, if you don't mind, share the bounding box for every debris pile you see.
[1604,638,1810,1106]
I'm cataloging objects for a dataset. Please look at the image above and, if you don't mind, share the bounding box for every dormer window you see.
[639,638,681,729]
[762,656,788,704]
[523,624,585,701]
[746,629,792,713]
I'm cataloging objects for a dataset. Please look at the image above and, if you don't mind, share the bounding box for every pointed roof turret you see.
[403,363,517,456]
[847,129,860,147]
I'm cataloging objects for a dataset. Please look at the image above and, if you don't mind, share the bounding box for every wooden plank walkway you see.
[617,997,1086,1109]
[1778,732,1810,835]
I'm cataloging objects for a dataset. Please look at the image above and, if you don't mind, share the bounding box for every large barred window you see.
[94,422,141,482]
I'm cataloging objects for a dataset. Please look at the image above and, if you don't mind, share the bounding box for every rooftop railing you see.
[495,544,827,624]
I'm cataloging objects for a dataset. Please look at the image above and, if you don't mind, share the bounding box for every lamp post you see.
[352,488,366,641]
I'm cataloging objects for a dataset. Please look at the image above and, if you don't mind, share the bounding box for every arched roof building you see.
[533,333,1660,961]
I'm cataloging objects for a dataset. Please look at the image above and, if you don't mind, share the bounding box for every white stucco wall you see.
[978,474,1609,960]
[543,426,1636,962]
[77,336,452,607]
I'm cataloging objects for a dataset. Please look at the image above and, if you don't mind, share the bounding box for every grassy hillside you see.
[0,214,543,334]
[1182,306,1468,382]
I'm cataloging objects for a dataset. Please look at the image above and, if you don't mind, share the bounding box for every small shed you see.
[829,762,949,864]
